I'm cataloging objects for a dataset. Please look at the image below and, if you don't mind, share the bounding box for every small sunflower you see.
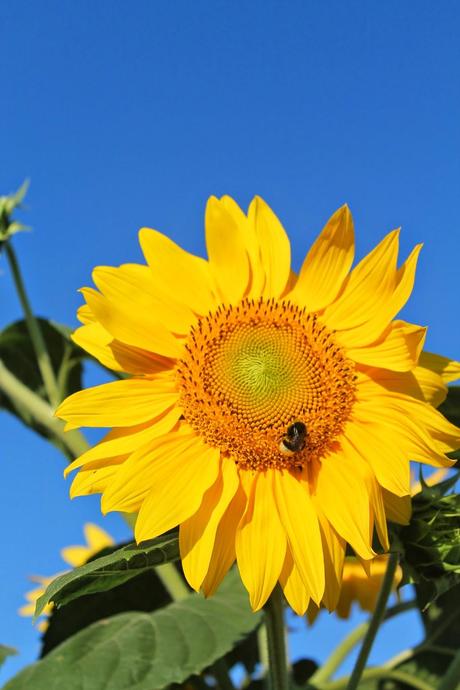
[19,523,113,631]
[56,197,460,614]
[307,555,403,623]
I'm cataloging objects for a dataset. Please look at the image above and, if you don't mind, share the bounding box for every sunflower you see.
[56,196,460,615]
[20,523,113,631]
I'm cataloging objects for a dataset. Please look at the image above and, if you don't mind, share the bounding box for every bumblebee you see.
[279,421,307,456]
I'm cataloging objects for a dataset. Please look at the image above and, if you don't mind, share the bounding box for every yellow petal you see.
[347,320,426,372]
[236,470,287,610]
[419,351,460,385]
[346,419,411,496]
[72,322,123,372]
[56,378,179,430]
[413,365,447,407]
[317,513,346,612]
[354,396,459,464]
[73,322,174,376]
[218,196,265,296]
[290,205,354,311]
[84,523,114,551]
[322,230,399,334]
[180,456,239,591]
[70,462,123,498]
[382,490,411,525]
[369,472,390,552]
[411,467,450,496]
[64,408,182,476]
[82,287,184,359]
[60,546,92,568]
[205,196,250,304]
[201,484,247,597]
[139,227,217,315]
[332,243,422,349]
[313,444,376,559]
[279,550,310,616]
[100,431,201,513]
[77,303,95,324]
[366,366,447,408]
[248,196,291,298]
[93,264,196,335]
[134,439,221,542]
[273,469,325,604]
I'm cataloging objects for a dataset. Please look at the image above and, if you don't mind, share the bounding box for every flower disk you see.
[177,297,356,470]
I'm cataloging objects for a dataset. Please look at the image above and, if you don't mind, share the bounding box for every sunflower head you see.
[56,196,460,614]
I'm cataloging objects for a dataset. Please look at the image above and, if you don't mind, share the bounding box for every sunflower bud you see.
[397,473,460,609]
[0,180,30,244]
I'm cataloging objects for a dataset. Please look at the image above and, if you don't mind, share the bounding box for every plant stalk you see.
[264,585,289,690]
[0,359,88,458]
[325,666,435,690]
[5,242,60,408]
[345,552,399,690]
[156,562,189,601]
[311,599,415,684]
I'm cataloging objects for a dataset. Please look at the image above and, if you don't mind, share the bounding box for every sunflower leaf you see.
[7,569,261,690]
[35,532,180,618]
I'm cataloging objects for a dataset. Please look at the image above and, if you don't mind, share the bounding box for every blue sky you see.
[1,0,459,684]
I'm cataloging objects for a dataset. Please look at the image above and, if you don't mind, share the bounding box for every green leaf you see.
[0,645,17,669]
[36,532,180,618]
[0,318,85,453]
[6,568,261,690]
[41,558,174,657]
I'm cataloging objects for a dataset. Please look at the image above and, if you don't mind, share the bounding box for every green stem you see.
[325,667,435,690]
[438,650,460,690]
[312,622,368,685]
[5,242,60,408]
[345,552,399,690]
[311,599,415,684]
[258,623,270,687]
[0,359,88,458]
[156,562,189,601]
[264,585,289,690]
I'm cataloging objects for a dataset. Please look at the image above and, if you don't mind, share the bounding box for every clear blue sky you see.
[1,0,459,684]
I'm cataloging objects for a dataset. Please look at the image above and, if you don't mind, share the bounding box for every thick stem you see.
[5,243,60,408]
[264,585,289,690]
[258,623,270,687]
[345,552,399,690]
[156,562,189,601]
[0,359,88,458]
